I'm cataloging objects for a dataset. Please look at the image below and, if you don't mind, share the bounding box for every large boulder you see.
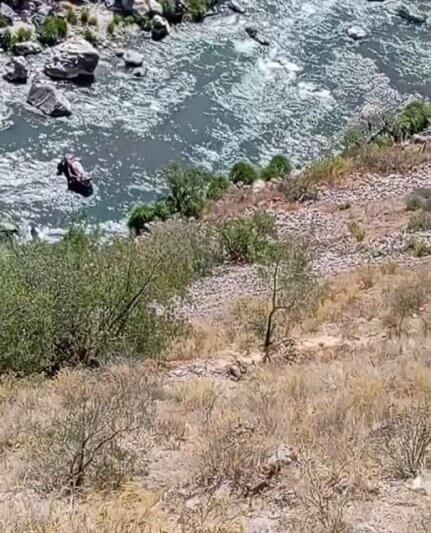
[44,37,99,80]
[27,78,71,117]
[3,56,28,83]
[151,14,169,41]
[397,3,426,24]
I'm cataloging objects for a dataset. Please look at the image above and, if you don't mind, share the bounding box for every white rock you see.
[346,25,368,40]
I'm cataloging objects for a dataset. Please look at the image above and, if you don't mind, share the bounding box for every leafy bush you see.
[39,17,68,46]
[186,0,211,21]
[207,176,229,200]
[219,212,277,264]
[408,212,431,232]
[261,155,292,181]
[0,15,9,28]
[0,224,218,376]
[66,8,78,25]
[393,101,431,141]
[2,26,33,49]
[107,19,117,34]
[165,165,221,218]
[82,28,97,44]
[229,161,259,185]
[383,278,426,335]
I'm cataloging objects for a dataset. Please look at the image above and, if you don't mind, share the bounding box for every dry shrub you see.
[294,459,350,533]
[373,405,431,479]
[347,221,365,243]
[172,378,217,413]
[15,365,158,495]
[190,406,271,493]
[382,277,426,335]
[167,322,232,361]
[354,143,428,174]
[302,156,352,187]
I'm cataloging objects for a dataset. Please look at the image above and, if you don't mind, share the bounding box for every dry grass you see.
[2,266,431,531]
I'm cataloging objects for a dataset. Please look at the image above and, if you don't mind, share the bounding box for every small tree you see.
[259,241,320,361]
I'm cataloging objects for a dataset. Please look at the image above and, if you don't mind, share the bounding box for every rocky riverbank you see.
[181,151,431,321]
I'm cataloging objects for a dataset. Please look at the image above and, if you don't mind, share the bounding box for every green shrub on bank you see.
[393,101,431,141]
[165,165,224,218]
[0,223,218,377]
[207,176,229,200]
[82,28,97,44]
[186,0,211,21]
[219,212,277,264]
[0,15,9,28]
[229,161,259,185]
[128,199,174,235]
[261,155,292,181]
[66,8,78,25]
[39,17,68,46]
[2,26,33,49]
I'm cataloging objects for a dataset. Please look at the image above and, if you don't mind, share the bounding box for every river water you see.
[0,0,430,238]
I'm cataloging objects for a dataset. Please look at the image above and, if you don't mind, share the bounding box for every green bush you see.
[0,15,9,28]
[128,204,157,234]
[2,26,33,49]
[165,165,218,218]
[0,223,218,376]
[39,17,68,46]
[261,155,292,181]
[219,212,277,264]
[66,8,78,25]
[229,161,259,185]
[186,0,211,21]
[393,101,431,141]
[207,176,229,200]
[82,28,97,44]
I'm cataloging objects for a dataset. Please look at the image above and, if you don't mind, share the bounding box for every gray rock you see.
[252,179,266,193]
[151,14,169,41]
[3,56,28,83]
[346,25,368,40]
[0,220,18,236]
[132,66,146,77]
[228,0,246,14]
[13,40,42,55]
[147,0,163,16]
[44,37,99,80]
[0,3,17,24]
[123,49,143,67]
[245,26,270,46]
[27,78,71,117]
[397,3,426,24]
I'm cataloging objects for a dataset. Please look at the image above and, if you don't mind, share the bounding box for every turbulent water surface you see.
[0,0,430,237]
